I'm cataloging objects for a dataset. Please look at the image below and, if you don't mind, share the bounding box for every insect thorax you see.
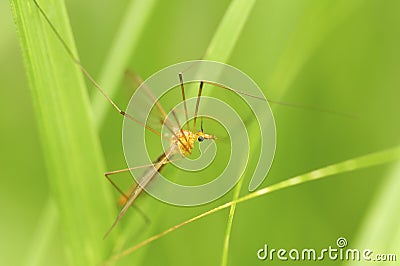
[173,130,196,156]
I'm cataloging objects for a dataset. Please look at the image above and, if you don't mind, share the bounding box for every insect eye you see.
[198,136,205,142]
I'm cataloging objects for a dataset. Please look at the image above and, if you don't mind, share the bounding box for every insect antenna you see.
[193,81,204,131]
[179,72,190,131]
[188,80,355,118]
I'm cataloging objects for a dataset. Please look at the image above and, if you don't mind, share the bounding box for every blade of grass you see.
[220,177,242,266]
[104,146,400,263]
[269,0,363,96]
[10,0,116,264]
[220,115,261,266]
[14,0,157,264]
[91,0,157,129]
[219,1,363,264]
[22,199,58,266]
[345,162,400,266]
[199,0,257,264]
[203,0,255,62]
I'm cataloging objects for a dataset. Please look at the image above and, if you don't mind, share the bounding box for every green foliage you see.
[4,0,400,265]
[10,0,115,264]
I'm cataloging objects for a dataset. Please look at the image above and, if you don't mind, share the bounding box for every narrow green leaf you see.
[10,0,115,264]
[204,0,256,62]
[17,0,158,263]
[219,0,363,263]
[23,200,58,266]
[200,0,257,264]
[220,178,241,266]
[345,162,400,266]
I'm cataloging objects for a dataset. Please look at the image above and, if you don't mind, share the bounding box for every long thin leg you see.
[171,110,188,143]
[104,152,186,227]
[103,148,174,239]
[105,168,150,224]
[105,169,131,200]
[193,81,204,131]
[33,0,165,138]
[162,121,192,155]
[125,69,190,148]
[126,74,191,153]
[179,72,190,131]
[105,156,185,197]
[124,70,175,129]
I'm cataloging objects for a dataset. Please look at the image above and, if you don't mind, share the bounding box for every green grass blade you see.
[23,200,58,266]
[220,178,241,266]
[91,0,157,129]
[200,0,256,264]
[106,146,400,262]
[204,0,256,62]
[217,1,362,264]
[345,162,400,266]
[268,0,363,96]
[10,0,116,264]
[17,0,157,263]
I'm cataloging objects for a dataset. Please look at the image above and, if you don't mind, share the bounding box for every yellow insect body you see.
[174,130,215,156]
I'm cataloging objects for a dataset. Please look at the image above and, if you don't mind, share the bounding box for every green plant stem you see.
[198,0,257,264]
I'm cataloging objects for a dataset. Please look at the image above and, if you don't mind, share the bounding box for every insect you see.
[32,0,264,238]
[32,0,346,239]
[102,77,220,238]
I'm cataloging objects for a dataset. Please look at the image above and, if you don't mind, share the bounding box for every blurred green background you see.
[2,0,400,265]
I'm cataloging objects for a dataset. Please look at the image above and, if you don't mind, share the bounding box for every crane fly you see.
[33,0,349,240]
[32,0,263,239]
[103,76,222,238]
